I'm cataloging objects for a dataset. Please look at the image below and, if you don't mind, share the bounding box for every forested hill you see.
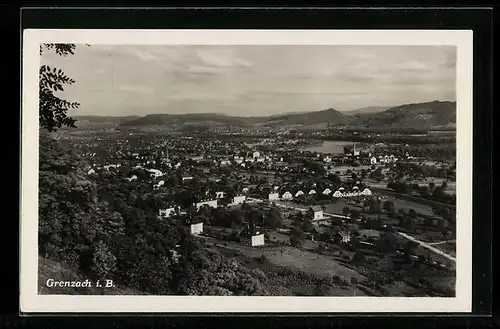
[351,101,456,129]
[110,101,456,130]
[38,134,269,296]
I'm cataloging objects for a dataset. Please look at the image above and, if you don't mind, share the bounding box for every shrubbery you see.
[38,135,269,296]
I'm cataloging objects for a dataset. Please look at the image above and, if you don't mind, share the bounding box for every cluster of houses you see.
[157,203,266,247]
[268,186,373,201]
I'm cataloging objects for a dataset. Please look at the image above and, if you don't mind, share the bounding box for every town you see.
[49,125,457,297]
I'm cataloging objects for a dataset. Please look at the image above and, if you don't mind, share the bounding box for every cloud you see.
[195,49,253,68]
[116,85,155,94]
[45,45,456,116]
[130,49,157,62]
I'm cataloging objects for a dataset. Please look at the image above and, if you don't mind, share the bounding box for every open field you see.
[390,198,435,216]
[203,237,365,281]
[206,240,368,296]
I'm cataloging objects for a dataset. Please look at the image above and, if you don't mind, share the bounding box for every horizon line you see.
[71,99,456,118]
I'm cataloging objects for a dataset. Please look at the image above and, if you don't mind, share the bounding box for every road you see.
[397,232,456,263]
[427,240,456,246]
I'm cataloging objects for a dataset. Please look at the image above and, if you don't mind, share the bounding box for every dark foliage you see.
[38,136,268,295]
[39,44,81,132]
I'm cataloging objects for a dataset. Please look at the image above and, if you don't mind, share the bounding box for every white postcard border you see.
[21,29,473,313]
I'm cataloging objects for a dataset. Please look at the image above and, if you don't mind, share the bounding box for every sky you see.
[40,45,457,117]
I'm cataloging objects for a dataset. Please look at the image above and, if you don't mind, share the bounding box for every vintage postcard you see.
[21,29,473,313]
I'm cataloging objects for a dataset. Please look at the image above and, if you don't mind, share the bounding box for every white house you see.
[282,191,293,200]
[323,156,332,163]
[126,175,137,182]
[370,157,377,165]
[339,231,351,244]
[87,168,96,175]
[256,157,265,162]
[190,222,204,235]
[322,188,332,195]
[196,199,218,210]
[308,189,316,195]
[159,207,175,218]
[252,151,261,159]
[360,188,372,196]
[191,155,204,161]
[268,192,279,201]
[220,159,231,166]
[215,191,225,199]
[147,169,163,178]
[242,187,250,193]
[295,190,304,197]
[250,231,265,247]
[332,190,344,198]
[309,206,324,220]
[232,195,246,205]
[182,176,193,182]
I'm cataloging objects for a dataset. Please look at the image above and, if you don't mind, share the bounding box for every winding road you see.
[397,232,456,262]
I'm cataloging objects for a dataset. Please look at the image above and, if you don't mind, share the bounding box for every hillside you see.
[118,108,351,128]
[262,108,350,127]
[119,113,254,127]
[75,101,456,130]
[353,101,456,129]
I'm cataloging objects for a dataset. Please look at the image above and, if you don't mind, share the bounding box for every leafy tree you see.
[352,251,366,265]
[350,209,360,223]
[327,173,342,185]
[266,207,284,229]
[301,216,315,233]
[432,186,445,199]
[428,182,436,193]
[39,43,82,132]
[290,226,305,248]
[342,206,351,217]
[367,197,381,213]
[91,240,117,278]
[382,200,395,215]
[419,186,431,197]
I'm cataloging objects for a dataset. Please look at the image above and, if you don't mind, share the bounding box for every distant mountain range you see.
[73,115,140,126]
[74,101,456,130]
[350,101,456,129]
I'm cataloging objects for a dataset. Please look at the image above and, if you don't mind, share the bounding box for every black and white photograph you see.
[21,29,473,313]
